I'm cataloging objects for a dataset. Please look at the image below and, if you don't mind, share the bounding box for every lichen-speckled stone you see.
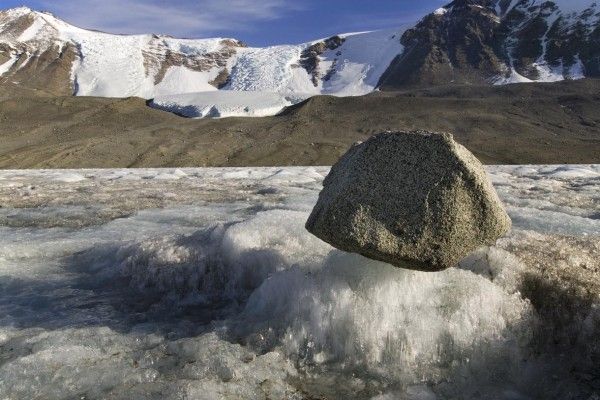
[306,131,512,271]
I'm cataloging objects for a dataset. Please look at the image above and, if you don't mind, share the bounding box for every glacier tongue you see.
[150,91,309,118]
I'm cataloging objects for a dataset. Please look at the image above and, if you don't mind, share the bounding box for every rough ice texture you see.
[0,165,598,399]
[306,131,511,271]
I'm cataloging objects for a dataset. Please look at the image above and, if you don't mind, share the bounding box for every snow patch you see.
[494,69,533,85]
[153,169,188,180]
[48,172,87,183]
[153,66,219,96]
[566,56,586,80]
[0,52,17,76]
[17,14,46,42]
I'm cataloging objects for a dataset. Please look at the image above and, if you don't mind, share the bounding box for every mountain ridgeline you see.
[379,0,600,88]
[1,0,599,99]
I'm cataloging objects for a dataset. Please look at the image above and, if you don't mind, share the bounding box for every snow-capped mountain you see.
[0,6,404,99]
[0,2,599,116]
[379,0,600,88]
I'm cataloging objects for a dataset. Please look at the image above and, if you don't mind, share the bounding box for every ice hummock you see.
[0,165,598,399]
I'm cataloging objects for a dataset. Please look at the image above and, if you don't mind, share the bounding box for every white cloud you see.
[38,0,299,38]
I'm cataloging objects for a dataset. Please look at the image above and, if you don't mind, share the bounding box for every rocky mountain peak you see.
[378,0,505,89]
[379,0,600,89]
[446,0,496,10]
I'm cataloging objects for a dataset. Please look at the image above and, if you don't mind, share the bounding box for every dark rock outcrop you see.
[300,35,345,86]
[379,0,506,88]
[144,38,244,87]
[379,0,600,89]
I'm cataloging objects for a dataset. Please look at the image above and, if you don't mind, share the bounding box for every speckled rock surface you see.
[306,130,512,271]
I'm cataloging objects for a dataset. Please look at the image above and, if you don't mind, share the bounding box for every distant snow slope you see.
[0,7,405,100]
[0,7,240,98]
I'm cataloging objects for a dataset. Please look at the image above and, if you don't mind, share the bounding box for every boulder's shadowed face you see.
[306,131,512,271]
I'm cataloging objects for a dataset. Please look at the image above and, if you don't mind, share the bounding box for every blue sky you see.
[1,0,446,46]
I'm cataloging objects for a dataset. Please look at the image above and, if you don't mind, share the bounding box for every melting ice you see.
[0,166,598,399]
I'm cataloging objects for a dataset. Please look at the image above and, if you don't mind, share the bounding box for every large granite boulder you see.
[306,131,511,271]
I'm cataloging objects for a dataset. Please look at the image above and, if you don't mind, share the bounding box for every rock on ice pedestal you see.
[306,130,511,271]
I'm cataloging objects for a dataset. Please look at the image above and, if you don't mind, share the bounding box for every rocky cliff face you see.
[499,0,600,81]
[0,8,79,95]
[379,0,505,88]
[379,0,600,89]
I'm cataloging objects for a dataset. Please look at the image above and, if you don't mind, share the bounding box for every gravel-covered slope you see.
[0,79,599,168]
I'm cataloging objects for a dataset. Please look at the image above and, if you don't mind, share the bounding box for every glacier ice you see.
[0,165,598,399]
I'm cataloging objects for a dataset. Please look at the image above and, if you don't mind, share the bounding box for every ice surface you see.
[0,166,598,399]
[151,91,308,118]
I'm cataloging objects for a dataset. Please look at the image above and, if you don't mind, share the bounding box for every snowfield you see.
[0,8,405,103]
[146,29,406,118]
[0,165,598,399]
